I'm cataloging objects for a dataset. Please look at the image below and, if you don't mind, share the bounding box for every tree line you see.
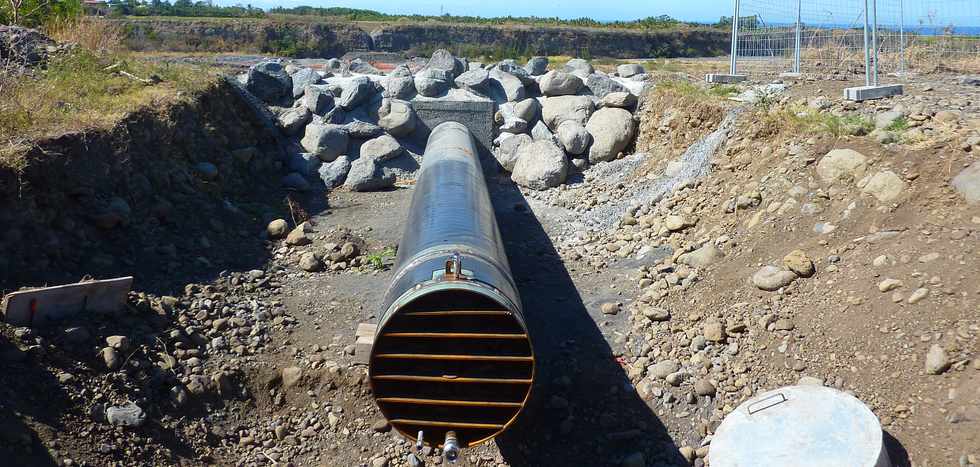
[3,1,735,30]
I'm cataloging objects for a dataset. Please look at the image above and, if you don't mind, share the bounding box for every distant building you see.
[82,0,109,16]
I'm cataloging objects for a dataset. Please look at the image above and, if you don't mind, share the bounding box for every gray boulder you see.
[427,49,464,79]
[488,69,526,103]
[319,155,351,189]
[960,76,980,86]
[325,58,343,73]
[337,76,378,110]
[342,119,385,139]
[525,56,549,76]
[382,75,416,100]
[952,161,980,204]
[617,63,645,78]
[454,68,491,95]
[541,95,595,131]
[301,123,349,162]
[345,157,395,192]
[287,152,322,178]
[600,91,637,109]
[497,62,535,87]
[514,98,540,123]
[415,68,452,97]
[246,61,292,103]
[499,117,528,134]
[586,107,635,163]
[291,68,320,98]
[349,58,382,75]
[360,134,403,162]
[530,120,558,144]
[511,140,570,190]
[303,85,335,116]
[277,107,311,136]
[494,133,532,172]
[539,70,583,96]
[378,99,417,137]
[562,58,594,77]
[585,73,628,98]
[556,121,591,156]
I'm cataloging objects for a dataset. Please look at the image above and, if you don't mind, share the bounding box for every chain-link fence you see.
[728,0,980,80]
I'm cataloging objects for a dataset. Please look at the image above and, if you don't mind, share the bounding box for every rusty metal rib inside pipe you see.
[368,121,535,452]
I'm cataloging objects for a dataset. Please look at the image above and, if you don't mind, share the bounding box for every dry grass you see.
[46,17,125,56]
[0,46,216,172]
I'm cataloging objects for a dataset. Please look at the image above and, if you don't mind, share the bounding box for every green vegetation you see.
[884,116,909,132]
[1,0,80,28]
[778,108,875,138]
[365,246,397,270]
[1,21,214,170]
[269,7,707,31]
[106,0,264,19]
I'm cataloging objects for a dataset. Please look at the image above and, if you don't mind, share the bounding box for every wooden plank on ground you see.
[1,277,133,327]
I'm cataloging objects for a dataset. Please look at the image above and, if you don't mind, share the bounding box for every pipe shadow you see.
[883,431,911,467]
[489,179,683,466]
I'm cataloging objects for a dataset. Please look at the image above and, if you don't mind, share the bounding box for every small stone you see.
[285,222,313,246]
[878,278,903,292]
[299,252,322,272]
[798,376,824,386]
[101,347,122,371]
[693,379,716,396]
[281,366,303,388]
[925,344,950,375]
[908,288,929,304]
[665,215,690,232]
[267,219,289,239]
[703,321,726,342]
[773,318,795,331]
[752,266,797,291]
[600,302,620,315]
[649,360,679,379]
[642,307,670,322]
[105,335,129,351]
[679,446,696,464]
[372,419,391,433]
[105,402,146,427]
[782,250,815,277]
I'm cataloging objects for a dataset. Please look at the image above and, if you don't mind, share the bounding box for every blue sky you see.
[229,0,734,23]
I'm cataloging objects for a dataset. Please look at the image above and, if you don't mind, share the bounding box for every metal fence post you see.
[794,0,802,73]
[863,0,871,86]
[871,0,879,85]
[730,0,741,75]
[899,0,906,74]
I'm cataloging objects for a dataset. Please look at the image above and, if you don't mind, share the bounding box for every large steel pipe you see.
[369,122,534,451]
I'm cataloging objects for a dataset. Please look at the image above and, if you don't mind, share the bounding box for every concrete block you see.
[844,84,903,102]
[410,97,494,154]
[1,277,133,326]
[778,72,803,79]
[706,74,747,84]
[355,322,377,339]
[354,335,374,365]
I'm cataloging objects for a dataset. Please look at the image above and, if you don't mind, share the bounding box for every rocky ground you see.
[1,49,979,467]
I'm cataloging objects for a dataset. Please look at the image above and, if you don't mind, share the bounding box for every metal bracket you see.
[444,252,462,280]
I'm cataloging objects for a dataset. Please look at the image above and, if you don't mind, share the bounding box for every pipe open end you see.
[369,288,534,448]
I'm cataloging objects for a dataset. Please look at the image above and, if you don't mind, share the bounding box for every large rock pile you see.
[240,51,650,193]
